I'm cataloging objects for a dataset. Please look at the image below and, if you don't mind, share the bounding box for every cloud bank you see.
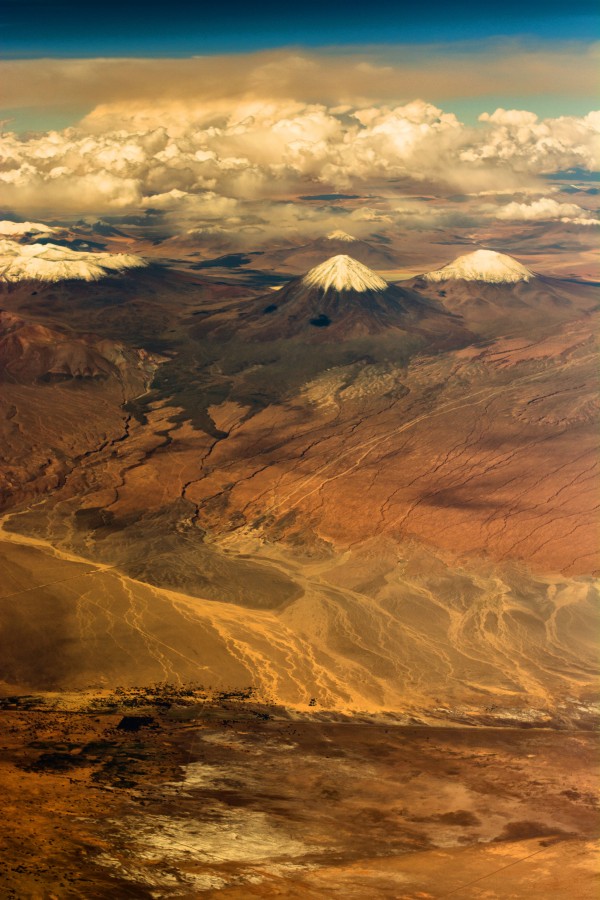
[0,52,598,239]
[1,99,598,216]
[495,196,600,224]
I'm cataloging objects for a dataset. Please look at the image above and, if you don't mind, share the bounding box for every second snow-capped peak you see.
[326,230,357,242]
[302,255,388,293]
[424,249,533,284]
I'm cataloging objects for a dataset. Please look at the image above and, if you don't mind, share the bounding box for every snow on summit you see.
[425,249,533,284]
[0,240,146,283]
[326,230,357,242]
[0,220,57,236]
[302,255,388,293]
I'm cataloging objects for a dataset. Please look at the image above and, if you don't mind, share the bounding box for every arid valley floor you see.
[0,210,598,897]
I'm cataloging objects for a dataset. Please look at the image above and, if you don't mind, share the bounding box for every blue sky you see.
[2,0,598,56]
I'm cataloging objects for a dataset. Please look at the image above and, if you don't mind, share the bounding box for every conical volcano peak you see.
[326,230,357,242]
[302,255,388,293]
[425,249,533,284]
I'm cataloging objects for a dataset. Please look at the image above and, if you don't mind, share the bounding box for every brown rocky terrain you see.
[0,309,153,383]
[0,691,598,899]
[0,311,159,511]
[0,233,598,896]
[407,273,599,337]
[0,253,596,709]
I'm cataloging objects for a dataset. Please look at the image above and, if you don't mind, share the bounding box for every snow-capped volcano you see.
[425,249,533,284]
[407,248,598,335]
[326,230,357,243]
[196,253,470,346]
[0,221,57,237]
[302,255,388,293]
[0,240,146,282]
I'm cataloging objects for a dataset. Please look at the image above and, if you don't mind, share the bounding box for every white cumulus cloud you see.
[496,196,600,224]
[0,97,598,238]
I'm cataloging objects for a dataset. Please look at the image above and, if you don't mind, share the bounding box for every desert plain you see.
[0,196,598,896]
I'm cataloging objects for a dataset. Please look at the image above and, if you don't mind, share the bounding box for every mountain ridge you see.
[0,239,146,283]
